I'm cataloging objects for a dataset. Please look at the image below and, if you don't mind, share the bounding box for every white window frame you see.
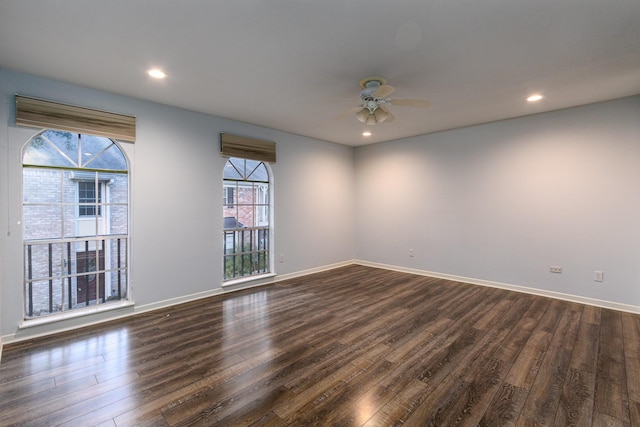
[222,157,273,284]
[21,130,130,321]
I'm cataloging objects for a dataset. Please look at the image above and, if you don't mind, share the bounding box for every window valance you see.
[16,95,136,143]
[220,133,276,163]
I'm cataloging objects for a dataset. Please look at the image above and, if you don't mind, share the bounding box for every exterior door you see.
[76,250,105,305]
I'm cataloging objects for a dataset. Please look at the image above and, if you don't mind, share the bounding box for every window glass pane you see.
[246,161,268,182]
[107,205,128,235]
[27,279,64,317]
[247,205,258,227]
[23,169,62,203]
[83,140,127,170]
[75,217,98,237]
[45,130,78,164]
[237,183,255,206]
[223,160,243,180]
[24,243,64,280]
[23,205,62,240]
[106,268,127,300]
[109,174,128,203]
[23,131,77,168]
[63,205,77,238]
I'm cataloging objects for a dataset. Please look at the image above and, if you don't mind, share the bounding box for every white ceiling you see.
[1,1,639,146]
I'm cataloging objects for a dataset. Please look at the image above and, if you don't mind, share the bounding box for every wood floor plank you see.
[401,372,469,426]
[437,357,508,426]
[554,368,595,427]
[287,358,393,426]
[480,382,529,426]
[1,264,638,426]
[517,303,581,426]
[0,374,98,419]
[0,371,139,426]
[361,378,429,427]
[554,307,600,427]
[504,328,553,391]
[595,309,631,424]
[491,297,551,365]
[629,399,640,427]
[621,312,640,402]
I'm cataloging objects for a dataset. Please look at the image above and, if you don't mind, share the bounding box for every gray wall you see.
[0,69,355,340]
[2,67,639,343]
[355,96,640,308]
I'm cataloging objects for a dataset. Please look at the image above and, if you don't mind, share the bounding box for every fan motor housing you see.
[359,77,387,89]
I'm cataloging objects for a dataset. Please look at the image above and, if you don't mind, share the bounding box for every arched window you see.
[22,130,129,318]
[223,157,271,281]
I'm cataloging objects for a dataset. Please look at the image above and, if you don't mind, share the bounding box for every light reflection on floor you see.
[222,290,273,357]
[26,328,131,386]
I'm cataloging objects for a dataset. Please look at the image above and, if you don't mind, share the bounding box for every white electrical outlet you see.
[279,254,284,263]
[549,266,562,274]
[409,249,414,257]
[594,271,604,282]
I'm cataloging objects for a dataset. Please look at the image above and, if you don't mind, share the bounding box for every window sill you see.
[222,273,276,288]
[18,300,135,330]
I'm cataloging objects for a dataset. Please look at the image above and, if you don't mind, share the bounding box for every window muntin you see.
[223,158,271,281]
[22,130,129,319]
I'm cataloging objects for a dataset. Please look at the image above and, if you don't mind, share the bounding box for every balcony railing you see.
[223,227,269,280]
[24,236,127,318]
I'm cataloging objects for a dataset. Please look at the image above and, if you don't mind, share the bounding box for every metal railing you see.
[24,235,127,318]
[223,227,269,280]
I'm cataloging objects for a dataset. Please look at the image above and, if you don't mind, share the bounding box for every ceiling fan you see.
[337,77,430,125]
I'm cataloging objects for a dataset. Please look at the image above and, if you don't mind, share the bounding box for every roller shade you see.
[220,133,276,163]
[15,95,136,142]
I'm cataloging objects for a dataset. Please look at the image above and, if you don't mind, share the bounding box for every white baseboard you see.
[354,259,640,315]
[275,259,355,282]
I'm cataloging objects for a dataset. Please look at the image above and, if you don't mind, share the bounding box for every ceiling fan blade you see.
[380,105,395,122]
[373,84,395,98]
[389,98,430,108]
[335,105,364,119]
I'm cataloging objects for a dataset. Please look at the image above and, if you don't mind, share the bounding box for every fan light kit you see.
[337,76,430,125]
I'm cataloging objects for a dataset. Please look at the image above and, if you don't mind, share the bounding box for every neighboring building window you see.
[78,181,102,216]
[223,186,235,209]
[223,157,271,281]
[22,130,129,319]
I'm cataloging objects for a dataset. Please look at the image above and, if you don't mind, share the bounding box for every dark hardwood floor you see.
[1,265,639,426]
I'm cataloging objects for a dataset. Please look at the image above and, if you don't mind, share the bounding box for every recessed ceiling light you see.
[147,68,167,79]
[362,131,372,137]
[527,94,543,102]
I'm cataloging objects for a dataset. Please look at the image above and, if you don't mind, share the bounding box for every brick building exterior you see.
[23,168,128,317]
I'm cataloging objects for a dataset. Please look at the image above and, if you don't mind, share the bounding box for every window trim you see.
[223,157,273,282]
[21,130,131,321]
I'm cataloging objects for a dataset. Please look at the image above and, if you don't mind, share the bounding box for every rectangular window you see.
[224,186,235,208]
[78,181,102,216]
[223,157,271,281]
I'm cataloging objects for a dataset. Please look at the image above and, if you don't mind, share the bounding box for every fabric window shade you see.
[15,95,136,142]
[220,133,276,163]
